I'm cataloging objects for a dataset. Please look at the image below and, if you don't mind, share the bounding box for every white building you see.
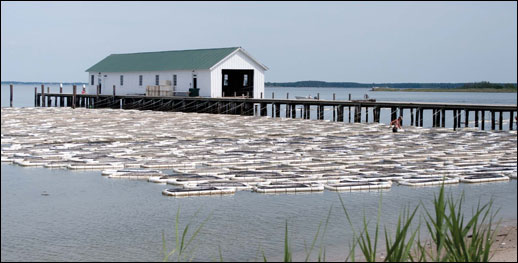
[85,47,268,98]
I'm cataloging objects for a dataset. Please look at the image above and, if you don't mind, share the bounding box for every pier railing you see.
[30,88,517,131]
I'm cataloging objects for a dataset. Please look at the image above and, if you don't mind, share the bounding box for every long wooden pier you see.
[32,87,517,131]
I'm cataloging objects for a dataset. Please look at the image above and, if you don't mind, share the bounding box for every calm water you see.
[1,84,517,261]
[1,164,516,262]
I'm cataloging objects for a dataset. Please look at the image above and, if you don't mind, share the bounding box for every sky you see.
[1,1,517,83]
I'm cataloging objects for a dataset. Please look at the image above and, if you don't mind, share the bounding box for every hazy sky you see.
[1,1,517,83]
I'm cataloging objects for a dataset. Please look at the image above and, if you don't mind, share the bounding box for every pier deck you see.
[31,87,517,131]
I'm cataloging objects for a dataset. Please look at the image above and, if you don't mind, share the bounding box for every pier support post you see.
[72,85,76,109]
[419,108,424,127]
[41,85,45,107]
[60,85,64,107]
[491,111,495,130]
[354,105,361,123]
[260,102,267,117]
[499,111,503,130]
[510,111,514,130]
[47,87,51,106]
[415,108,419,126]
[275,103,280,118]
[348,106,351,123]
[337,105,344,122]
[34,87,38,107]
[391,107,396,122]
[399,107,404,126]
[441,109,446,127]
[475,110,479,128]
[10,84,13,107]
[291,104,296,118]
[333,93,336,121]
[365,107,369,123]
[465,110,469,127]
[433,109,437,127]
[453,110,457,131]
[481,111,485,130]
[410,108,414,126]
[318,105,324,120]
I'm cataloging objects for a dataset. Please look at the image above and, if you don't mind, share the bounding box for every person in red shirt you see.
[390,116,402,132]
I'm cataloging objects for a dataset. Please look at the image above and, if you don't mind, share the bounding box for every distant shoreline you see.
[371,87,517,93]
[2,81,87,85]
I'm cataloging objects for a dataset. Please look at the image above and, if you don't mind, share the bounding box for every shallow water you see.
[1,164,516,262]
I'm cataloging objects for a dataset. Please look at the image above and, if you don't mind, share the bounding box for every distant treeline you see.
[460,81,516,90]
[2,81,88,85]
[265,80,516,90]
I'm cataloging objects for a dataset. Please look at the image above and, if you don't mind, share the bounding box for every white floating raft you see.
[399,178,459,186]
[162,187,236,196]
[253,183,324,193]
[324,181,392,191]
[460,174,510,183]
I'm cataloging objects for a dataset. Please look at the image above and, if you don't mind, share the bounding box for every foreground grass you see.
[162,185,500,262]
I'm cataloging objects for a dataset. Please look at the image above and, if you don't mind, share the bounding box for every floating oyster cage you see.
[1,107,516,198]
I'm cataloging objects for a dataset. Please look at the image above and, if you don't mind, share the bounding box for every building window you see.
[120,75,124,86]
[243,74,248,86]
[173,75,177,86]
[139,75,143,86]
[155,75,159,85]
[223,74,228,86]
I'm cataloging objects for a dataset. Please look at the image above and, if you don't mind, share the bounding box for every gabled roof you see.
[86,47,267,73]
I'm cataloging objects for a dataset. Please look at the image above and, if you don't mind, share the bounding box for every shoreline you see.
[371,88,517,93]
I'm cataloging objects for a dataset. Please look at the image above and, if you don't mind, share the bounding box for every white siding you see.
[87,70,211,96]
[210,50,265,98]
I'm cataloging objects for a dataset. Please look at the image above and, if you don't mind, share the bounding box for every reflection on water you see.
[1,164,516,261]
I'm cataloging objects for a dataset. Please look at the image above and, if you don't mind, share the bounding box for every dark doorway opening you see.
[222,69,254,97]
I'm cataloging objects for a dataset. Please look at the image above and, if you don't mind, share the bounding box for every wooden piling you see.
[291,104,296,118]
[415,108,419,126]
[457,110,461,128]
[333,93,336,121]
[491,111,495,130]
[365,107,369,122]
[59,86,63,106]
[9,84,13,107]
[441,109,446,127]
[72,85,76,109]
[453,110,457,131]
[318,105,324,120]
[275,103,280,118]
[465,110,469,127]
[348,106,351,123]
[432,109,436,127]
[337,105,344,122]
[390,107,397,122]
[510,111,514,130]
[474,110,479,128]
[40,85,45,107]
[260,102,267,116]
[355,105,361,123]
[499,111,503,130]
[419,108,423,127]
[34,87,37,107]
[481,111,485,130]
[410,108,414,126]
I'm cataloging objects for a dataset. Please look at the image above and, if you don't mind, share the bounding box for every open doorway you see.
[222,69,254,97]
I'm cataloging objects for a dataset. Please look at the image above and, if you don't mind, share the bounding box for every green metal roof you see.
[86,47,240,72]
